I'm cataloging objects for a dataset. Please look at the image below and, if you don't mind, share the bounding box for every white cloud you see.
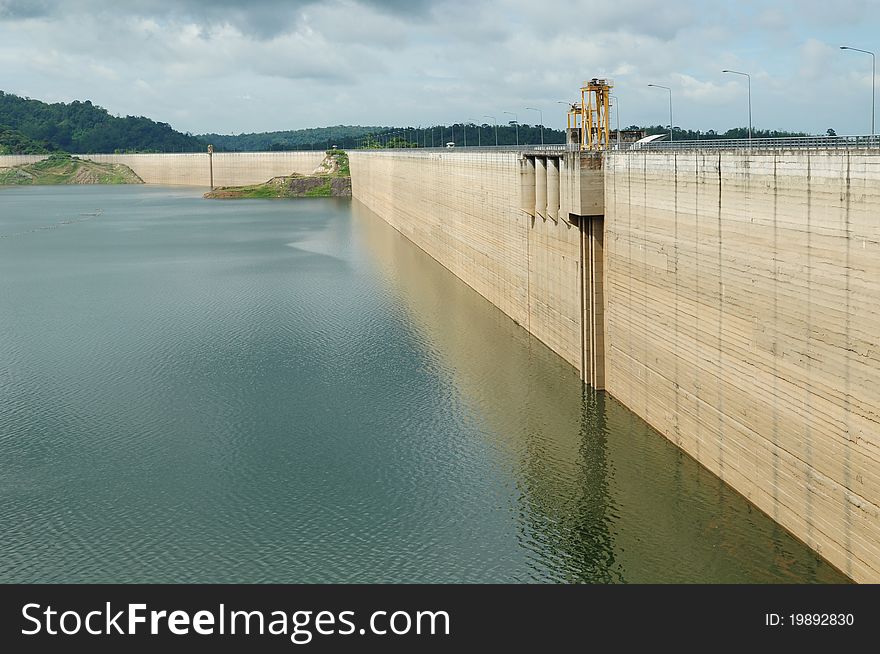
[0,0,876,134]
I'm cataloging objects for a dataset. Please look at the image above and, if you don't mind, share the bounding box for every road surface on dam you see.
[0,185,847,583]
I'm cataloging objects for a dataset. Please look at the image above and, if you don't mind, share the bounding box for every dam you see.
[0,151,327,187]
[348,141,880,583]
[1,140,877,582]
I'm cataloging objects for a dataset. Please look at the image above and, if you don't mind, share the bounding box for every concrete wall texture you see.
[349,150,587,374]
[604,149,879,583]
[4,146,877,580]
[351,147,880,582]
[0,151,327,187]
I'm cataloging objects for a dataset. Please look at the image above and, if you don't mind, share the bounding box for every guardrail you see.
[354,135,880,154]
[364,144,575,153]
[613,134,880,152]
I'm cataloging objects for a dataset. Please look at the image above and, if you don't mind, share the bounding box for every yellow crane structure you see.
[565,78,614,151]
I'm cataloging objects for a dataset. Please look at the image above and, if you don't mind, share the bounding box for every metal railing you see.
[612,134,880,152]
[360,144,577,153]
[354,135,880,154]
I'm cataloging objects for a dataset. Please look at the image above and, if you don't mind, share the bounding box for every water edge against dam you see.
[0,185,847,583]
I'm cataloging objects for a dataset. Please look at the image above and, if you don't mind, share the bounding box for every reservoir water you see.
[0,185,846,583]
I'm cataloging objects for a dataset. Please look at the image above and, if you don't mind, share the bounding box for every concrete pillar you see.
[580,216,605,389]
[546,157,560,221]
[535,156,547,219]
[588,217,605,389]
[519,156,536,216]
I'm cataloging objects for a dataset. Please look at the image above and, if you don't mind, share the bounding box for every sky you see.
[0,0,877,135]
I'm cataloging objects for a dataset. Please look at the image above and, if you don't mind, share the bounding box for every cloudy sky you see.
[0,0,877,135]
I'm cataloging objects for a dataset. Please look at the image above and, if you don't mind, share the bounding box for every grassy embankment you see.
[0,153,143,185]
[204,149,350,199]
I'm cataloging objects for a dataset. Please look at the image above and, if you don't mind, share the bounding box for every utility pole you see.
[840,46,876,136]
[722,69,752,143]
[648,84,674,142]
[468,119,480,146]
[526,107,543,145]
[503,111,519,146]
[484,115,498,146]
[609,95,621,148]
[207,144,214,189]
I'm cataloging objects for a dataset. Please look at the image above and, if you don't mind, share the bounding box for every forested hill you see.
[199,126,387,152]
[0,125,49,154]
[0,91,205,154]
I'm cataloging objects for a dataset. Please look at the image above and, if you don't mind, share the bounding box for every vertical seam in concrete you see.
[844,151,853,578]
[673,152,680,444]
[771,151,779,519]
[805,152,814,549]
[694,150,701,462]
[527,210,532,335]
[580,217,587,381]
[717,151,724,476]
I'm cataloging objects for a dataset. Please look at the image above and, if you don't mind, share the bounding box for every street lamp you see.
[647,84,674,142]
[467,119,481,146]
[525,107,543,145]
[609,95,621,148]
[556,101,574,146]
[840,46,876,136]
[722,69,752,143]
[484,115,498,146]
[503,111,519,146]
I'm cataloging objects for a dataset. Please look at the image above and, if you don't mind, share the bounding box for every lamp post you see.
[484,115,498,146]
[840,46,875,136]
[207,144,214,189]
[525,107,543,145]
[503,111,519,146]
[557,101,573,146]
[722,69,752,143]
[467,119,480,146]
[647,84,674,142]
[609,95,621,148]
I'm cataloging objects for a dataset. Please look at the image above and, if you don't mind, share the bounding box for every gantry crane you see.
[565,78,614,151]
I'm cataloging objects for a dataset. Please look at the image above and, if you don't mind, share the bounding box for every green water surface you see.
[0,185,847,583]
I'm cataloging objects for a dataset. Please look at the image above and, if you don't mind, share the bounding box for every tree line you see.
[1,89,827,155]
[199,126,385,152]
[0,91,205,154]
[354,124,566,148]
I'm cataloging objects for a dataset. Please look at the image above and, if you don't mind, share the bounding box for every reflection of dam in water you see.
[352,200,845,583]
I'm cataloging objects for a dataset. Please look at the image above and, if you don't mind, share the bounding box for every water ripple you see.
[0,186,848,584]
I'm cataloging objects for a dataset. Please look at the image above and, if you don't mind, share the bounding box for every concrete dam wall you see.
[348,149,605,385]
[0,151,327,186]
[604,149,879,583]
[350,147,880,582]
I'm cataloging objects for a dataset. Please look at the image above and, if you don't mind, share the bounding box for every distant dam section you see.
[0,151,327,186]
[349,146,880,583]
